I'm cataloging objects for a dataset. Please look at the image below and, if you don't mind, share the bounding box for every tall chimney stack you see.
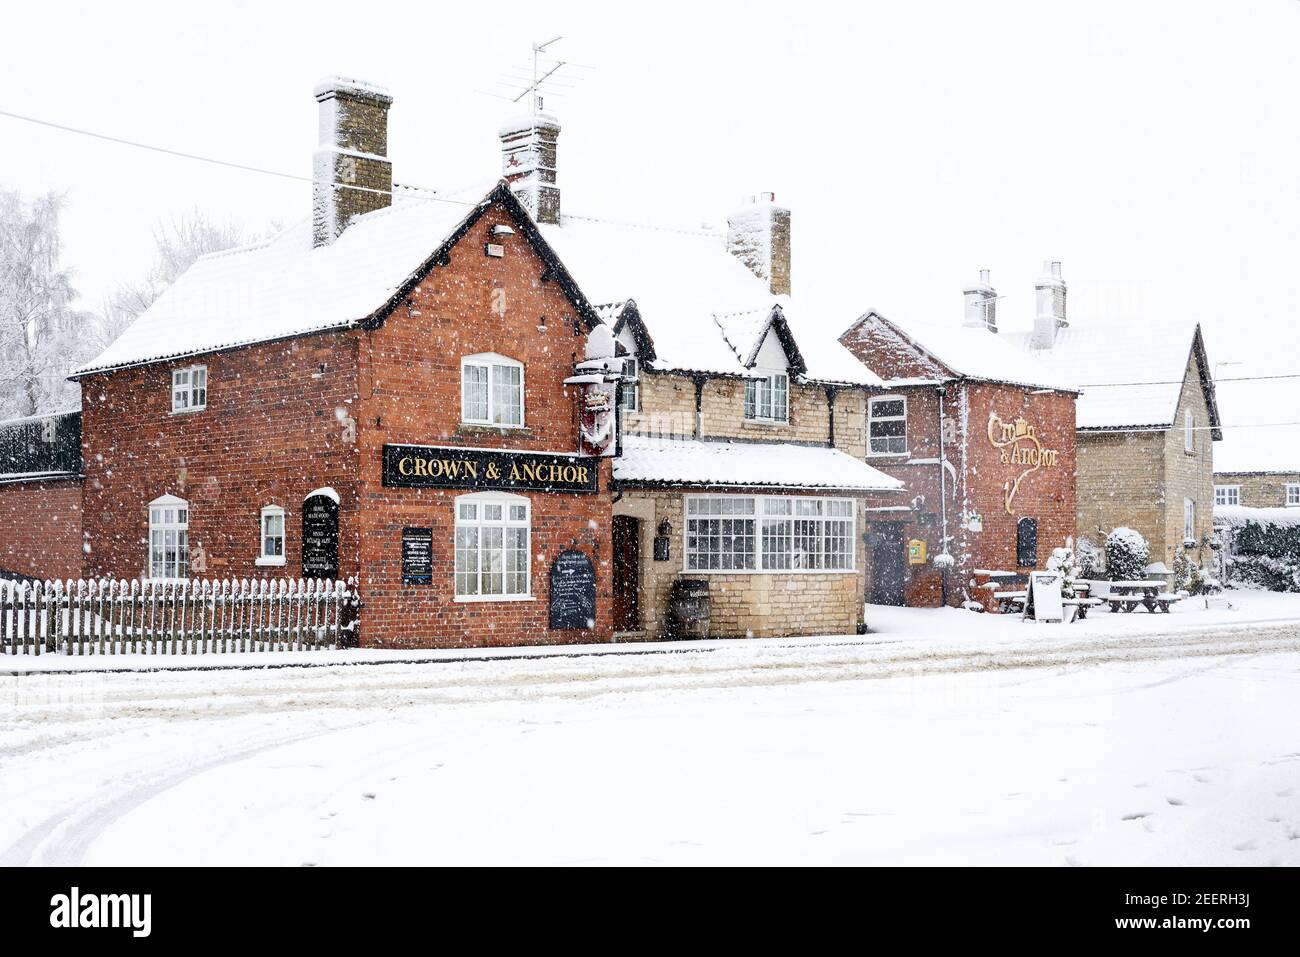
[726,193,792,296]
[312,77,393,248]
[1030,260,1067,349]
[962,268,998,332]
[499,113,562,225]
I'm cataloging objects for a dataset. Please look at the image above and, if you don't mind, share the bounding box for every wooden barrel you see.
[667,578,710,639]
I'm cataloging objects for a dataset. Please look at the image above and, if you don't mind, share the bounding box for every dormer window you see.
[461,354,524,427]
[619,356,640,411]
[744,372,788,423]
[171,365,207,413]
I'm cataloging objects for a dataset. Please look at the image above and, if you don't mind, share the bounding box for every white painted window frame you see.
[1184,409,1194,453]
[1287,483,1300,507]
[453,491,533,601]
[460,353,525,428]
[1213,485,1240,507]
[1183,497,1196,543]
[744,371,790,424]
[682,493,856,574]
[256,504,286,566]
[619,356,640,412]
[147,493,190,581]
[867,395,909,457]
[171,365,208,413]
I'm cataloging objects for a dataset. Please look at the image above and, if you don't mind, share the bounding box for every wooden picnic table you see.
[1104,580,1184,614]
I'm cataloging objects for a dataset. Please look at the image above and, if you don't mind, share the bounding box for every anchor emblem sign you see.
[987,412,1061,515]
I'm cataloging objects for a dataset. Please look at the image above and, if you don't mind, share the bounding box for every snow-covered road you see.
[3,604,1300,865]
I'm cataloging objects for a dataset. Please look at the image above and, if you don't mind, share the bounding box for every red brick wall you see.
[0,476,85,580]
[855,380,1077,608]
[352,200,613,648]
[78,334,362,583]
[953,383,1077,601]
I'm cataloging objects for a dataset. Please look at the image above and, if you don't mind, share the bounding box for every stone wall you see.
[613,488,870,639]
[625,372,864,456]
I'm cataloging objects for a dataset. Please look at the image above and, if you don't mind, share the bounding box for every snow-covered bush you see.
[1075,537,1103,580]
[1105,527,1149,581]
[1218,509,1300,592]
[1046,545,1080,596]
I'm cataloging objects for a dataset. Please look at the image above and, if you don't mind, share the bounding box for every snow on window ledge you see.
[453,594,536,603]
[254,556,287,567]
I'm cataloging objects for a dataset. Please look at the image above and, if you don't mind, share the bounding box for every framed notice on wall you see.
[401,527,433,585]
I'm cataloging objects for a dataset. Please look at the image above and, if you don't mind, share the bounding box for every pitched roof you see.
[1001,322,1221,434]
[538,216,881,386]
[72,182,600,378]
[613,435,904,491]
[842,312,1080,392]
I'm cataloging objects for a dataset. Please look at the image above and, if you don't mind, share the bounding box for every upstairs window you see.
[868,396,908,456]
[1184,409,1194,452]
[171,365,207,413]
[619,356,640,412]
[148,494,189,580]
[1184,498,1196,541]
[461,354,524,427]
[744,372,789,423]
[258,505,286,566]
[1213,485,1240,507]
[1287,484,1300,507]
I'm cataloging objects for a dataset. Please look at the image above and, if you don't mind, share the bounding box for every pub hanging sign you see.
[382,444,599,494]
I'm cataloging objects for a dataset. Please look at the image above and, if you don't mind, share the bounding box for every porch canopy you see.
[613,436,904,492]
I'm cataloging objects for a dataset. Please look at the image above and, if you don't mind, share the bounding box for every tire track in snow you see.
[0,720,378,866]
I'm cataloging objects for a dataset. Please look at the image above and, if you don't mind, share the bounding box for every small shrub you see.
[1106,527,1149,581]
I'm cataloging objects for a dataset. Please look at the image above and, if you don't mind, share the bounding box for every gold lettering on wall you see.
[987,412,1061,515]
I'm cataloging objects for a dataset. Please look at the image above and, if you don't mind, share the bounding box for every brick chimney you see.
[312,77,393,248]
[499,113,562,225]
[727,193,791,296]
[962,268,998,332]
[1030,260,1067,349]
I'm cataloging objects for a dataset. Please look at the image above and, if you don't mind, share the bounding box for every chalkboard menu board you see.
[549,549,595,630]
[402,527,433,585]
[301,493,340,579]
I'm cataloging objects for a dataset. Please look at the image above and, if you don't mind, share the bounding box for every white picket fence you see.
[0,578,357,656]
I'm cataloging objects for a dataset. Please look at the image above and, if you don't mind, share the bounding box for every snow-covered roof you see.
[1213,504,1300,528]
[1002,322,1215,432]
[73,183,597,378]
[539,216,881,386]
[613,435,903,491]
[844,312,1079,392]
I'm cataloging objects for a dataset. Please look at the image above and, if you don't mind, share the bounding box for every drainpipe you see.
[692,375,706,439]
[824,385,840,447]
[936,385,951,606]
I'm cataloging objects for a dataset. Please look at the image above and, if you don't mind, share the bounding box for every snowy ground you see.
[2,590,1299,865]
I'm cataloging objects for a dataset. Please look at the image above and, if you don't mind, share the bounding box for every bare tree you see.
[96,210,255,350]
[0,190,92,418]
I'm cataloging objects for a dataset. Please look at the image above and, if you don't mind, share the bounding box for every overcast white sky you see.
[3,0,1298,467]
